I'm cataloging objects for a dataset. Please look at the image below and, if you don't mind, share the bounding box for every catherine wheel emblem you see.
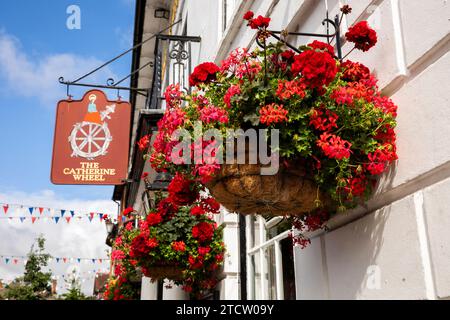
[69,122,112,160]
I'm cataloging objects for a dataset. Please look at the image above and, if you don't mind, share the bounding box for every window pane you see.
[251,252,261,300]
[265,246,277,300]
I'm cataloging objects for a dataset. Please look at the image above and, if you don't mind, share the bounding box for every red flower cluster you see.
[309,108,339,131]
[130,234,158,259]
[243,11,271,29]
[223,84,241,108]
[157,198,179,218]
[344,175,368,196]
[340,60,371,82]
[309,40,334,56]
[137,135,150,151]
[291,50,338,92]
[316,132,352,160]
[345,21,377,52]
[192,222,215,243]
[122,207,134,217]
[276,79,306,100]
[171,241,186,252]
[164,83,182,108]
[146,212,163,226]
[111,250,125,261]
[200,197,221,214]
[189,62,220,87]
[167,173,198,206]
[259,103,288,126]
[190,205,205,216]
[365,144,397,175]
[199,105,229,124]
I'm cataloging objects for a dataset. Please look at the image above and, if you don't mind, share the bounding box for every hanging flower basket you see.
[149,9,397,222]
[205,150,330,216]
[141,263,185,281]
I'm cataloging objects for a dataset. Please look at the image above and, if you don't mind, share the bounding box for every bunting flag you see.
[92,259,96,264]
[5,258,10,264]
[54,217,60,224]
[63,258,67,263]
[77,258,81,263]
[31,217,37,224]
[13,259,18,265]
[0,202,115,221]
[65,217,71,223]
[19,217,25,223]
[56,258,60,263]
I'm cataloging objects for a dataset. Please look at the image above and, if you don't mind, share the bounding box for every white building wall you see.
[166,0,450,300]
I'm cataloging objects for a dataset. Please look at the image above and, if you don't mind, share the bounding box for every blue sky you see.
[0,0,137,294]
[0,0,135,200]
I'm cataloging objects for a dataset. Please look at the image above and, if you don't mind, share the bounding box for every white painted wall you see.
[143,0,450,300]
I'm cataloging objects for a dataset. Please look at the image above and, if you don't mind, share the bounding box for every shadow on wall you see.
[325,205,390,299]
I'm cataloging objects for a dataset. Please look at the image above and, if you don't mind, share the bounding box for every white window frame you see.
[246,215,292,300]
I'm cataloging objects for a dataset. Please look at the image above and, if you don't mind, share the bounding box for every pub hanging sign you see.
[51,90,131,185]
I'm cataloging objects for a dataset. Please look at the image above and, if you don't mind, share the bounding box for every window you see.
[246,215,296,300]
[219,0,237,39]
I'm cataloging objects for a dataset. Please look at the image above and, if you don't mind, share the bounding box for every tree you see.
[3,235,54,300]
[60,269,93,300]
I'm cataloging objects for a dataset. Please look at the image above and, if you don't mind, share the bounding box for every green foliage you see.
[3,235,54,300]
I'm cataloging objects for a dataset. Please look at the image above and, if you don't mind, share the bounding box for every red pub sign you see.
[51,90,131,185]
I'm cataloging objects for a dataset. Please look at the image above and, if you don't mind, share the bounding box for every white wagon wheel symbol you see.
[69,121,112,160]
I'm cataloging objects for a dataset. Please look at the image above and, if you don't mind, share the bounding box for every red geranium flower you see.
[157,198,178,218]
[190,205,206,216]
[171,241,186,252]
[146,212,163,226]
[316,133,352,160]
[167,173,198,206]
[137,135,151,151]
[340,60,371,82]
[189,62,220,87]
[192,222,215,243]
[291,50,338,91]
[243,11,254,20]
[308,40,335,56]
[200,197,221,214]
[259,103,288,126]
[122,207,134,217]
[345,21,377,52]
[248,15,271,29]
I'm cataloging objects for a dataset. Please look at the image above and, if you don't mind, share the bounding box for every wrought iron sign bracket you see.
[58,19,183,98]
[256,14,343,60]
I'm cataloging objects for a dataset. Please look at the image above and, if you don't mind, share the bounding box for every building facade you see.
[114,0,450,300]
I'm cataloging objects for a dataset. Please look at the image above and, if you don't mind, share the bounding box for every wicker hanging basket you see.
[206,139,329,216]
[142,263,185,281]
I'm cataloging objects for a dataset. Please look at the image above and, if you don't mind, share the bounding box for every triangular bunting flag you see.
[38,207,44,215]
[70,210,75,217]
[31,217,37,224]
[63,258,67,263]
[28,207,34,215]
[89,212,95,222]
[20,217,25,223]
[56,258,60,263]
[5,258,10,264]
[99,259,103,263]
[77,258,81,263]
[3,205,8,214]
[13,259,18,265]
[65,217,71,223]
[54,217,60,224]
[99,213,104,221]
[92,259,96,264]
[60,210,65,217]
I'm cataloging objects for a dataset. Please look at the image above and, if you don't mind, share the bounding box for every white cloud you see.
[0,30,117,107]
[0,189,117,296]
